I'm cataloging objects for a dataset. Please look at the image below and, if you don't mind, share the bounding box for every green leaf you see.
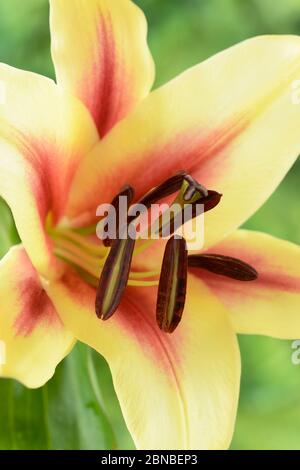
[0,343,129,450]
[86,349,135,450]
[231,336,300,450]
[0,198,20,259]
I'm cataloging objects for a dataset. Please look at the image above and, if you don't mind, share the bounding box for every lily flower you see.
[1,0,300,450]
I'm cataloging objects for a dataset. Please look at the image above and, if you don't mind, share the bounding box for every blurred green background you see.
[0,0,300,450]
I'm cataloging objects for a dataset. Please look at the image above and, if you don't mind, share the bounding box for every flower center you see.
[48,172,258,334]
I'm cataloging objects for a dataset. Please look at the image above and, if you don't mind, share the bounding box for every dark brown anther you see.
[96,232,135,320]
[201,190,222,213]
[180,190,223,225]
[103,185,135,247]
[129,171,187,215]
[156,236,188,334]
[159,190,222,238]
[188,254,258,281]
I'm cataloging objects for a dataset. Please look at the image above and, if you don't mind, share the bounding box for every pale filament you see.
[50,225,160,287]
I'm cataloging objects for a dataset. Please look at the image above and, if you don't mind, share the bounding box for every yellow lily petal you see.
[68,35,300,249]
[0,64,98,276]
[47,272,240,449]
[0,246,75,388]
[50,0,155,137]
[198,230,300,339]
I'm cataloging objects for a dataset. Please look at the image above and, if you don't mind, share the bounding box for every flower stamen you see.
[103,184,135,247]
[156,236,188,333]
[182,174,208,201]
[129,171,187,214]
[188,254,258,281]
[51,226,106,256]
[158,177,222,238]
[96,231,136,321]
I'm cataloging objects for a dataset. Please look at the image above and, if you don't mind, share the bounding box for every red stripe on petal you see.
[60,270,97,309]
[116,287,184,375]
[259,272,300,292]
[14,281,62,337]
[80,14,131,137]
[193,268,300,300]
[12,251,63,337]
[20,134,81,222]
[196,242,300,306]
[60,270,182,374]
[212,244,300,293]
[109,117,249,206]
